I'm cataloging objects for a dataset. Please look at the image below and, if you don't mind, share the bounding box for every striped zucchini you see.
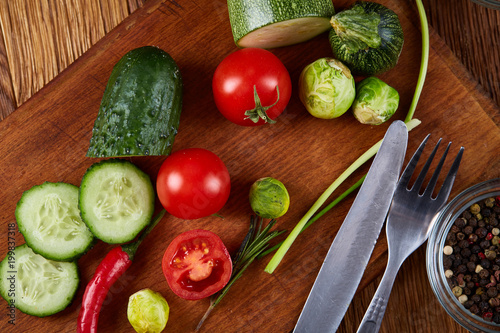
[228,0,335,48]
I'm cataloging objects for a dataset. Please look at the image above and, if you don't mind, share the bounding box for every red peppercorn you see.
[496,196,500,206]
[479,252,486,260]
[483,312,494,321]
[487,233,493,241]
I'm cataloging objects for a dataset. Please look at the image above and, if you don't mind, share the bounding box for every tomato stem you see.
[244,85,279,124]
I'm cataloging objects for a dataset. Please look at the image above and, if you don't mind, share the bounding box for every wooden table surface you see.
[0,0,499,332]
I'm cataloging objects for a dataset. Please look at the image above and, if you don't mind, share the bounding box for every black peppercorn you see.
[444,196,500,322]
[464,225,474,235]
[487,287,498,298]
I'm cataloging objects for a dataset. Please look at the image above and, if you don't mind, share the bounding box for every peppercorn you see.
[480,269,491,279]
[452,286,463,296]
[471,203,481,215]
[485,197,495,208]
[485,249,497,260]
[487,287,498,298]
[470,304,480,315]
[464,225,474,235]
[443,196,500,322]
[455,217,467,228]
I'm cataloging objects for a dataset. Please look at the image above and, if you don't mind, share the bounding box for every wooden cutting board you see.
[0,0,499,332]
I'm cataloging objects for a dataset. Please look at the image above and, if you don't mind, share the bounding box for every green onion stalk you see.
[265,0,430,274]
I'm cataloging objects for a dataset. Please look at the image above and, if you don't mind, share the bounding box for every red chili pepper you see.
[77,210,166,333]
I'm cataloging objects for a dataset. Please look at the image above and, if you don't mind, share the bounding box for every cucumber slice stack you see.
[0,244,79,317]
[16,182,94,261]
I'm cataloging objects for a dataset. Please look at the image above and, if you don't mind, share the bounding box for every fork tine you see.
[412,138,442,193]
[422,141,450,197]
[399,134,430,187]
[436,146,464,202]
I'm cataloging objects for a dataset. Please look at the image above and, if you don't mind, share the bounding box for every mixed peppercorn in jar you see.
[443,196,500,323]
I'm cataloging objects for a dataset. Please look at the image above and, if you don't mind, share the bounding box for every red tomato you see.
[156,148,231,220]
[212,48,292,126]
[162,229,232,300]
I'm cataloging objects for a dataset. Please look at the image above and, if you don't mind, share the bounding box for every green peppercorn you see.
[471,203,481,215]
[452,286,463,296]
[485,197,495,208]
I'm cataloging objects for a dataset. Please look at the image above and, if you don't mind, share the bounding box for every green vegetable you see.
[127,288,169,333]
[0,244,79,317]
[298,58,356,119]
[15,182,94,261]
[265,0,429,274]
[227,0,335,48]
[328,1,404,75]
[87,46,182,157]
[79,159,155,244]
[352,77,400,125]
[249,177,290,219]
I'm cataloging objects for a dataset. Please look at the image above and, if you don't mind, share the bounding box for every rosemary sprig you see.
[195,216,286,331]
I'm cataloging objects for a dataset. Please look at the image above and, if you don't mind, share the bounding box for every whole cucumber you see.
[87,46,182,157]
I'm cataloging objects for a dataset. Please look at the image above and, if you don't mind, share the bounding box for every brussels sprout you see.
[352,77,400,125]
[127,288,169,333]
[298,58,356,119]
[249,177,290,219]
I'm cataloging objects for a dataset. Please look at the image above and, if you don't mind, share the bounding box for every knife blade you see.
[293,120,408,333]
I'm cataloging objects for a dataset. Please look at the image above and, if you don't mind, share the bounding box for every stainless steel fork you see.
[356,135,464,333]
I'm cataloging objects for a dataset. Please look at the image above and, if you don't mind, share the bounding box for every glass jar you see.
[472,0,500,10]
[427,178,500,332]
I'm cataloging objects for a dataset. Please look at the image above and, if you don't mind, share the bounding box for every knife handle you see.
[356,260,400,333]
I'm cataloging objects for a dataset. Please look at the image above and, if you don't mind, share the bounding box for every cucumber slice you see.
[0,244,79,317]
[15,182,94,261]
[79,159,155,244]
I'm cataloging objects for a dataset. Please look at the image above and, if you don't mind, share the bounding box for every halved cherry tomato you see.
[156,148,231,220]
[162,229,232,300]
[212,48,292,126]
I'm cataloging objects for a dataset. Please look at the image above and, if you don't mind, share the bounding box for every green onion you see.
[265,0,429,274]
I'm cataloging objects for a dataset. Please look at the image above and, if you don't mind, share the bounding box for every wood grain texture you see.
[0,0,499,332]
[422,0,500,106]
[0,0,144,116]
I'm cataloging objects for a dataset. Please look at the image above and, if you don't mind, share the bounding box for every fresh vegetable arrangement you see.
[0,0,433,331]
[77,210,166,333]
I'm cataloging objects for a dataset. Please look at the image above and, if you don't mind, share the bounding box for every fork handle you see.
[356,258,402,333]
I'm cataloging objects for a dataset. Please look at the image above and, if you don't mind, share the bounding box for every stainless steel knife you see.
[293,120,408,333]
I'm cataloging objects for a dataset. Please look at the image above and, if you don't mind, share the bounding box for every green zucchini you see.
[328,1,404,75]
[0,244,79,317]
[227,0,335,48]
[87,46,182,157]
[79,159,155,244]
[15,182,94,261]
